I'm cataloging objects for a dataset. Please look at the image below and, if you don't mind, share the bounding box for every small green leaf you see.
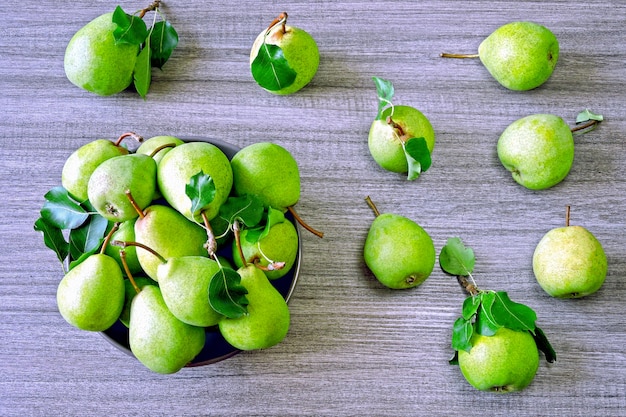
[439,237,475,277]
[451,316,474,352]
[186,171,216,216]
[246,207,286,244]
[208,267,249,318]
[404,137,432,181]
[112,6,149,45]
[490,291,537,333]
[576,109,603,124]
[40,187,89,230]
[372,76,395,120]
[475,291,501,336]
[68,246,101,271]
[251,43,297,91]
[133,41,152,99]
[533,326,557,363]
[219,195,265,228]
[34,217,69,265]
[150,20,178,69]
[69,214,109,261]
[461,294,481,320]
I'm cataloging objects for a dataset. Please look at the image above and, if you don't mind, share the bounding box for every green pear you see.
[368,105,435,174]
[157,256,224,327]
[157,142,233,222]
[497,114,574,190]
[56,253,125,331]
[232,219,299,280]
[458,327,539,392]
[104,219,142,275]
[363,206,435,289]
[231,142,300,212]
[61,139,128,202]
[134,204,209,281]
[136,135,184,164]
[120,276,158,328]
[218,265,290,350]
[129,285,205,374]
[88,154,157,222]
[250,13,319,95]
[533,224,607,298]
[64,13,139,96]
[478,21,559,91]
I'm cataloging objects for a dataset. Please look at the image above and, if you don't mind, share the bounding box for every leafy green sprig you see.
[112,1,179,98]
[372,76,432,181]
[439,237,557,364]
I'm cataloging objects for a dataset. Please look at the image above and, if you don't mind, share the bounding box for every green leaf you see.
[208,267,249,318]
[372,76,394,120]
[490,291,537,333]
[133,41,152,99]
[475,291,501,336]
[246,207,286,244]
[404,137,432,181]
[451,317,474,352]
[185,171,216,216]
[533,326,557,363]
[461,295,481,320]
[68,246,101,271]
[576,109,603,124]
[112,6,149,45]
[150,20,178,69]
[69,215,109,261]
[250,43,297,91]
[34,217,69,265]
[40,187,89,230]
[219,195,265,228]
[439,237,475,277]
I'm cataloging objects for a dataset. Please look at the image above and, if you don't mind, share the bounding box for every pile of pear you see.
[56,135,305,374]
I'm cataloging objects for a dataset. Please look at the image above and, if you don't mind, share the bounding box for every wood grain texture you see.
[1,0,625,416]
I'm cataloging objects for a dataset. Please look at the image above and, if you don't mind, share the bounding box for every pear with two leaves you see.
[218,264,290,350]
[363,197,435,289]
[439,237,556,393]
[56,253,125,332]
[87,153,157,222]
[441,21,559,91]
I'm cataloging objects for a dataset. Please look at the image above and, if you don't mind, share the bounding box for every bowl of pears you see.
[35,134,322,374]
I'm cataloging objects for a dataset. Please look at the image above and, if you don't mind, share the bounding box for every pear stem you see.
[457,275,480,297]
[100,223,120,254]
[111,240,167,264]
[364,196,380,217]
[148,143,177,158]
[125,190,146,219]
[266,12,288,36]
[570,119,600,133]
[565,205,571,227]
[119,250,141,294]
[233,220,247,268]
[201,211,218,258]
[287,206,324,238]
[114,132,144,147]
[440,52,480,59]
[139,0,161,19]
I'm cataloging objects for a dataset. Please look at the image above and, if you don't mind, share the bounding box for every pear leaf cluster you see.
[250,43,297,92]
[34,186,110,272]
[440,237,557,364]
[112,4,179,98]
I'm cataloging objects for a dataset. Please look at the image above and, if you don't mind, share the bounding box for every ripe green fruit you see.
[129,285,205,374]
[231,142,300,212]
[61,139,128,202]
[363,199,435,289]
[87,154,157,222]
[136,135,184,164]
[368,105,435,174]
[232,219,299,280]
[56,254,125,331]
[158,142,233,222]
[458,327,539,392]
[120,276,157,328]
[479,21,559,91]
[218,265,290,350]
[250,13,319,95]
[64,13,139,96]
[497,114,574,190]
[533,222,607,298]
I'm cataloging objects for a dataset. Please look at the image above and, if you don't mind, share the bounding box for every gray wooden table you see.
[1,0,625,415]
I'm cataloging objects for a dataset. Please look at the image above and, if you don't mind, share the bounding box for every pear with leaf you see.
[368,77,435,181]
[439,237,556,393]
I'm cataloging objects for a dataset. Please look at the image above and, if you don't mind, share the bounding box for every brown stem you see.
[571,119,600,133]
[386,116,406,138]
[125,190,146,219]
[457,275,479,296]
[233,220,247,267]
[99,223,120,254]
[148,143,177,158]
[139,0,161,19]
[120,250,141,294]
[440,53,480,58]
[266,12,288,36]
[565,205,571,227]
[287,206,324,238]
[114,132,143,146]
[364,196,380,217]
[111,240,167,264]
[201,211,217,257]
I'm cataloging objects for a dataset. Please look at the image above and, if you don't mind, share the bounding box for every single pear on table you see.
[218,265,290,350]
